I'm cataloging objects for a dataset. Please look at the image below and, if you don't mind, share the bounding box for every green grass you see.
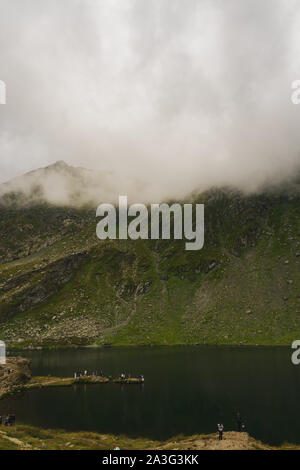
[0,189,300,348]
[0,424,298,450]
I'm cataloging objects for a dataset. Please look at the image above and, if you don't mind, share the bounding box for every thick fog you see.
[0,0,300,204]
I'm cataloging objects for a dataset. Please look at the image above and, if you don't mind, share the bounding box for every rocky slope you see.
[0,163,300,347]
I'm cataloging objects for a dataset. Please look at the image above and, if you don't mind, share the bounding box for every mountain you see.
[0,160,116,208]
[0,163,300,348]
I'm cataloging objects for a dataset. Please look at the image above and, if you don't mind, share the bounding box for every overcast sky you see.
[0,0,300,200]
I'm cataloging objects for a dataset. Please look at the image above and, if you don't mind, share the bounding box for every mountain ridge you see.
[0,160,117,208]
[0,165,299,348]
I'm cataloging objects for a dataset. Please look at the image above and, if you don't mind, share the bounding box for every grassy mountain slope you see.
[0,172,300,347]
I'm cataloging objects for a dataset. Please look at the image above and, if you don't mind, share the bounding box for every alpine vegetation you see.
[96,196,204,251]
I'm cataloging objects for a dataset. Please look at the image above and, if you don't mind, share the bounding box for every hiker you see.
[217,423,224,440]
[8,414,15,426]
[4,415,9,426]
[84,370,87,376]
[236,412,242,432]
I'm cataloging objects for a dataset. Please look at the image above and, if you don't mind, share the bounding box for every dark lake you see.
[1,346,299,446]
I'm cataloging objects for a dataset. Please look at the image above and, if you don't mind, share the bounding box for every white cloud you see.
[0,0,299,201]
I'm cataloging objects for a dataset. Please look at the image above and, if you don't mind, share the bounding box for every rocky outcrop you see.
[0,357,31,399]
[0,253,86,321]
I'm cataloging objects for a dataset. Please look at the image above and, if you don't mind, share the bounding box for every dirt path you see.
[0,430,32,449]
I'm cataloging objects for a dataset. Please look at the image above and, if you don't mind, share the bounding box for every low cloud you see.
[0,0,300,204]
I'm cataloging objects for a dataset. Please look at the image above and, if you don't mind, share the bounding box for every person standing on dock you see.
[217,423,224,440]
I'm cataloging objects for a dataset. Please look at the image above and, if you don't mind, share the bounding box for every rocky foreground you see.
[0,426,298,450]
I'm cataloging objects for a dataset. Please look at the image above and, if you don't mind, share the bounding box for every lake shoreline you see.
[0,425,298,450]
[0,357,143,401]
[7,342,292,352]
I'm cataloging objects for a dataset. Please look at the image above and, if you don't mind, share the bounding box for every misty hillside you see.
[0,164,300,348]
[0,161,117,208]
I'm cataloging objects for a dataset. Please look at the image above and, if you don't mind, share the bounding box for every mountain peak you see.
[53,160,69,167]
[45,160,70,170]
[0,160,115,208]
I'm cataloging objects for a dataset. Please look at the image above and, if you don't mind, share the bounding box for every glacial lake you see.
[1,346,299,446]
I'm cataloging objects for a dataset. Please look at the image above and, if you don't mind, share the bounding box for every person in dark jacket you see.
[217,423,224,440]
